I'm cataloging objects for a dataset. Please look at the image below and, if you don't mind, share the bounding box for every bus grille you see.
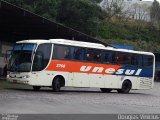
[139,78,152,89]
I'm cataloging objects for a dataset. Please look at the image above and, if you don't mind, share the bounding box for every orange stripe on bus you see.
[47,60,122,75]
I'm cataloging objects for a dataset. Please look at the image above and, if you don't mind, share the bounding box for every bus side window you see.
[93,50,101,62]
[123,53,131,65]
[86,49,92,61]
[116,52,131,65]
[131,54,136,65]
[86,49,101,62]
[131,54,143,67]
[117,52,123,64]
[71,47,85,61]
[53,45,70,59]
[143,55,153,68]
[103,51,116,64]
[112,52,117,64]
[64,47,70,59]
[103,51,112,63]
[137,55,143,67]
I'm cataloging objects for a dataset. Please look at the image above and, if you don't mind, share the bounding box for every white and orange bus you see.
[7,39,155,93]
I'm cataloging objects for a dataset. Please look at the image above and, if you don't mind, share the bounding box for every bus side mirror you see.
[4,50,12,64]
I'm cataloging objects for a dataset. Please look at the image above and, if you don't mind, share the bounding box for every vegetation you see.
[150,0,160,29]
[56,0,104,35]
[6,0,160,52]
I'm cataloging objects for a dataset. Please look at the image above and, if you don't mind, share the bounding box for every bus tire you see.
[33,86,41,91]
[52,77,62,92]
[100,88,112,93]
[117,80,132,94]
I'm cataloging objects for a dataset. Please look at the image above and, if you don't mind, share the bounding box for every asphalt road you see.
[0,81,160,114]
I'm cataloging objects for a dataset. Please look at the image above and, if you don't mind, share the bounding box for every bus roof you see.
[16,39,154,56]
[49,39,106,48]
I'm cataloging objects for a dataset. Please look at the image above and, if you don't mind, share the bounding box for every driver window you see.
[32,44,52,71]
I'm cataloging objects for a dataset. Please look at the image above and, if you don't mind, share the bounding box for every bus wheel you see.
[100,88,112,93]
[117,80,132,94]
[52,77,61,92]
[33,86,41,91]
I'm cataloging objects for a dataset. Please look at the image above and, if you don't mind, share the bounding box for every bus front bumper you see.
[7,78,29,84]
[7,74,30,85]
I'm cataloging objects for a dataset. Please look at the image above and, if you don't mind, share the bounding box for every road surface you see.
[0,81,160,114]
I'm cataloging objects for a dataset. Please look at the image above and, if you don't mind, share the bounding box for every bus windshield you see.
[8,43,36,72]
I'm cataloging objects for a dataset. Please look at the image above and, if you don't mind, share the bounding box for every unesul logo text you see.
[80,66,142,75]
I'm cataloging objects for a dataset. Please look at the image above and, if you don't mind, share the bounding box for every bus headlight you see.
[21,75,30,79]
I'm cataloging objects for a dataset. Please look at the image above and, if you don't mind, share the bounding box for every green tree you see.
[5,0,160,52]
[33,0,59,20]
[56,0,104,36]
[6,0,59,20]
[150,0,160,29]
[100,0,125,22]
[6,0,24,6]
[90,0,102,3]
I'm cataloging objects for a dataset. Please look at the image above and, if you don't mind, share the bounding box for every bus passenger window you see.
[71,47,85,61]
[117,52,123,64]
[86,49,94,61]
[86,49,101,62]
[112,52,117,63]
[123,53,131,65]
[137,55,143,66]
[103,51,116,64]
[131,54,136,65]
[93,50,101,62]
[143,55,153,68]
[53,45,70,59]
[116,52,131,65]
[131,54,143,66]
[104,51,112,63]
